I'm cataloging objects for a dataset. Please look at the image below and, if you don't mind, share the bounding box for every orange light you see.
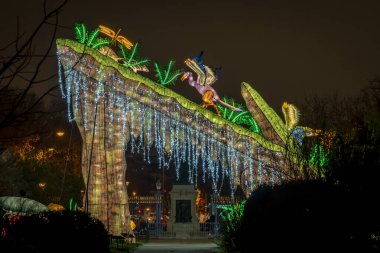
[98,25,133,49]
[56,131,64,137]
[181,72,189,81]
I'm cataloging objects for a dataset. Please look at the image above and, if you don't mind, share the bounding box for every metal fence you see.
[129,194,242,239]
[134,222,218,239]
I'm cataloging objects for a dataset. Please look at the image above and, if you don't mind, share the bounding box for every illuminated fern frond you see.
[154,63,164,83]
[74,23,87,44]
[165,69,182,84]
[217,97,261,134]
[87,28,99,46]
[128,58,150,67]
[247,117,261,134]
[119,44,128,60]
[154,61,182,86]
[309,143,329,168]
[119,43,149,69]
[232,111,249,123]
[91,38,109,49]
[127,42,139,65]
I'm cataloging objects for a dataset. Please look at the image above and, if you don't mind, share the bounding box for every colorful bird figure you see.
[181,51,242,116]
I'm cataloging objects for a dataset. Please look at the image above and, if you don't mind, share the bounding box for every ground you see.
[133,239,221,253]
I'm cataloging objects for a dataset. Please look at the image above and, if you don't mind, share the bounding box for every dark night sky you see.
[2,0,380,110]
[2,0,380,194]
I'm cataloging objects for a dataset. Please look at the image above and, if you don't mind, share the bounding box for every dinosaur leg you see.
[201,90,221,116]
[211,103,221,116]
[201,90,214,109]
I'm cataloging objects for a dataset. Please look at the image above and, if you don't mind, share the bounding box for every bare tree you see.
[0,0,68,143]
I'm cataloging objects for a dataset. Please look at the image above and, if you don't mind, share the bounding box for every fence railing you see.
[134,222,218,239]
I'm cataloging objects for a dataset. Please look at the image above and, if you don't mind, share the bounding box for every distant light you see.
[132,192,136,197]
[56,131,65,137]
[38,182,46,190]
[156,179,161,190]
[48,148,55,152]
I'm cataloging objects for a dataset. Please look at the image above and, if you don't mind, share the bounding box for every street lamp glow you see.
[56,130,65,137]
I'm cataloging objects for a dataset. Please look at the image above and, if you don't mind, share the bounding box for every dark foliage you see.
[1,211,110,253]
[236,180,380,252]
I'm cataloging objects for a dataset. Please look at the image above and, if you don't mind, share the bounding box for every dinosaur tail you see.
[218,100,244,112]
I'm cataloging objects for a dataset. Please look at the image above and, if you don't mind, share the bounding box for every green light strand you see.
[218,200,246,233]
[75,23,87,44]
[127,42,139,66]
[164,60,173,83]
[91,38,109,49]
[154,63,163,83]
[154,61,181,86]
[217,97,261,134]
[87,28,99,46]
[309,143,328,168]
[120,44,127,60]
[80,24,87,44]
[128,59,149,67]
[228,100,236,121]
[232,111,248,123]
[165,71,181,84]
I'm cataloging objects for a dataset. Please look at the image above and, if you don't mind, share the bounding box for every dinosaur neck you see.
[187,74,198,87]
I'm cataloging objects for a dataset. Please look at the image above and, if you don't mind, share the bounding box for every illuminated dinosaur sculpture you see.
[56,29,317,235]
[181,51,242,116]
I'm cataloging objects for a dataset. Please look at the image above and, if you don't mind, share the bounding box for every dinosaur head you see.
[181,72,190,81]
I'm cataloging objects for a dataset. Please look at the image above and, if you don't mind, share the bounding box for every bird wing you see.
[99,25,115,38]
[204,65,217,86]
[117,35,133,49]
[185,58,206,85]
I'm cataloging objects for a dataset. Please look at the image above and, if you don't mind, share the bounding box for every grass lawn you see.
[110,242,142,253]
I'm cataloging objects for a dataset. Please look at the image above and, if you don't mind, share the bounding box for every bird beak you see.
[181,73,189,81]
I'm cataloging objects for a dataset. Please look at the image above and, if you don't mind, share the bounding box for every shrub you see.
[235,181,380,252]
[1,211,109,253]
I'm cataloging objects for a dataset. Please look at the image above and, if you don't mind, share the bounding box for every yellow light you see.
[48,148,55,152]
[132,192,136,197]
[56,131,65,137]
[130,220,136,230]
[146,208,150,211]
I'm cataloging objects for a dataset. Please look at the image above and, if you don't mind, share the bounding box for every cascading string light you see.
[57,49,286,198]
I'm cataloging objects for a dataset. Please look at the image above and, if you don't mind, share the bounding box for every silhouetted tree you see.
[0,0,68,142]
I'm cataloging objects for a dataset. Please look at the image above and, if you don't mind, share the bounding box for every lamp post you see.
[155,179,162,233]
